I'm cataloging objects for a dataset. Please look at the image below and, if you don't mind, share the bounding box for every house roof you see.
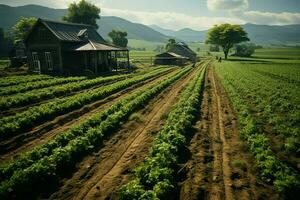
[26,18,128,51]
[39,19,106,43]
[72,41,128,51]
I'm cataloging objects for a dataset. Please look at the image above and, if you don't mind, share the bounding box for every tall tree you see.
[108,30,128,47]
[0,27,14,58]
[166,39,176,51]
[12,17,37,42]
[63,0,100,29]
[206,24,249,59]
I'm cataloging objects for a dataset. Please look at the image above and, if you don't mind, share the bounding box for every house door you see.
[32,52,41,74]
[45,52,53,71]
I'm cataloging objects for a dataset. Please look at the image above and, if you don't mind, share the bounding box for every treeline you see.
[0,28,13,58]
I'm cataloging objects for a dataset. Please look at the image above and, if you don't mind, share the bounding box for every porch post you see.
[127,50,130,72]
[84,52,88,70]
[94,52,98,75]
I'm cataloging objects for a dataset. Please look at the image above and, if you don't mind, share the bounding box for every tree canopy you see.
[63,0,100,29]
[12,17,37,42]
[108,30,128,47]
[0,27,14,58]
[235,43,256,57]
[166,39,176,51]
[206,24,249,59]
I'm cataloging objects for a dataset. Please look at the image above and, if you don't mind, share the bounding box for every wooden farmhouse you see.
[154,42,197,66]
[25,18,129,75]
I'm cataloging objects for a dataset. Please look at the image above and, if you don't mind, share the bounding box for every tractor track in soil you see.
[0,68,177,164]
[179,66,279,200]
[48,64,203,200]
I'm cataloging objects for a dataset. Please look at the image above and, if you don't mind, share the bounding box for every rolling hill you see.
[0,4,170,42]
[1,4,300,44]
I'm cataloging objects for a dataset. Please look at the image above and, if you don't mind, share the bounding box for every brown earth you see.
[179,66,280,200]
[0,68,177,164]
[48,64,204,200]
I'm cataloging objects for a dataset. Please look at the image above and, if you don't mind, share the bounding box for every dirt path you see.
[0,69,177,164]
[48,65,202,200]
[179,66,279,200]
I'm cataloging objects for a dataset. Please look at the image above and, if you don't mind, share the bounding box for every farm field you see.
[0,48,299,200]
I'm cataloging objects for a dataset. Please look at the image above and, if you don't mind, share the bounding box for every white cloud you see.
[101,8,244,30]
[207,0,248,11]
[232,11,300,25]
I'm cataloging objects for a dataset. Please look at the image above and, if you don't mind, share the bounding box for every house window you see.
[45,52,53,70]
[32,52,41,73]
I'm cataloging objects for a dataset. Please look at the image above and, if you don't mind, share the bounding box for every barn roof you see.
[168,42,197,60]
[155,52,187,59]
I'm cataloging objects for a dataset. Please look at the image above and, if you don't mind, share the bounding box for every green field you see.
[214,48,300,197]
[0,48,299,199]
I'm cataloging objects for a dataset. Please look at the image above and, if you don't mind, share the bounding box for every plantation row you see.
[215,63,300,198]
[0,76,86,96]
[120,63,207,199]
[0,67,173,139]
[0,73,131,110]
[253,63,300,84]
[0,65,194,199]
[0,75,53,87]
[215,63,299,155]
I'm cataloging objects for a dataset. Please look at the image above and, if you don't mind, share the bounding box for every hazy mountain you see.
[242,23,300,44]
[150,25,206,42]
[1,4,300,44]
[0,4,170,42]
[151,24,300,44]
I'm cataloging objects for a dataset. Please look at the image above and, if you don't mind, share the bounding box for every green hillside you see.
[0,4,170,43]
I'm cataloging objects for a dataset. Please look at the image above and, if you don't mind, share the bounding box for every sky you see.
[1,0,300,30]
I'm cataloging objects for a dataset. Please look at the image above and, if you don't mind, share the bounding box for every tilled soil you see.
[47,65,201,200]
[0,69,177,164]
[179,66,279,200]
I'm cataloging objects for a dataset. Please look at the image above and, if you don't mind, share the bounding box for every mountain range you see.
[1,4,300,44]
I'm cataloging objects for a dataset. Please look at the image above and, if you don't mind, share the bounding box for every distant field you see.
[253,47,300,60]
[128,39,164,51]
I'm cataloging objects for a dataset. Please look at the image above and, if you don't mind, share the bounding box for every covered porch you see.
[64,41,130,75]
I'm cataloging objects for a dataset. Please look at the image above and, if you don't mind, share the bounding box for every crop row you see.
[215,64,300,198]
[0,75,53,87]
[0,66,193,199]
[215,63,299,154]
[0,73,132,110]
[0,76,87,96]
[0,67,173,139]
[120,63,207,199]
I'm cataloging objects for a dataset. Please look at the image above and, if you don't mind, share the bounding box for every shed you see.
[154,52,188,65]
[24,18,129,75]
[168,42,197,62]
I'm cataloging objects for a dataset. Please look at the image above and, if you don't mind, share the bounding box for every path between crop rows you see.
[0,68,177,164]
[179,66,278,200]
[48,65,202,200]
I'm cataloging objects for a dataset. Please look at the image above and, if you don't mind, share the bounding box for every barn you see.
[25,18,129,75]
[154,42,197,66]
[154,52,188,65]
[168,42,197,62]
